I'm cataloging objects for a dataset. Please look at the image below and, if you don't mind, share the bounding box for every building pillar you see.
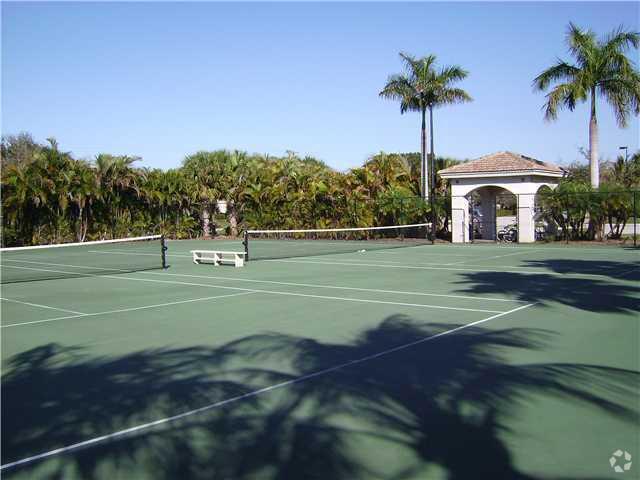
[451,195,469,243]
[517,193,535,243]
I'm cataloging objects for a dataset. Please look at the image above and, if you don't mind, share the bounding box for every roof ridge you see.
[437,151,563,176]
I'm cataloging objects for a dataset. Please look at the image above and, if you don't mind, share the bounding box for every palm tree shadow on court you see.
[520,258,640,282]
[455,260,640,314]
[2,316,638,479]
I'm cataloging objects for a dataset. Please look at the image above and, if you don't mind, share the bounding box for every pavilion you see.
[438,151,565,243]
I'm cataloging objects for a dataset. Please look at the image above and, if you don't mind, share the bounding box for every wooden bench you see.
[191,250,246,268]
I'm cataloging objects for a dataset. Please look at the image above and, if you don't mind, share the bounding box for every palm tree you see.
[533,23,640,188]
[379,53,472,199]
[94,154,142,237]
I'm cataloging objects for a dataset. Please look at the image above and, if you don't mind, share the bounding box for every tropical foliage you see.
[536,152,640,240]
[1,135,453,247]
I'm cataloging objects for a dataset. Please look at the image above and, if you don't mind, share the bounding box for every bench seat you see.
[191,250,246,268]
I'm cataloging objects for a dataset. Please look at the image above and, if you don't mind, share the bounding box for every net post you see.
[243,230,250,261]
[161,235,168,268]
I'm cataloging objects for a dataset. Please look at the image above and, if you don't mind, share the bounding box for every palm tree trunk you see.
[588,88,603,240]
[428,105,436,241]
[202,208,211,238]
[421,107,428,200]
[429,105,435,194]
[589,88,599,189]
[229,207,238,237]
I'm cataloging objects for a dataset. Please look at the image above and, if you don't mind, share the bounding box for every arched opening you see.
[466,186,517,242]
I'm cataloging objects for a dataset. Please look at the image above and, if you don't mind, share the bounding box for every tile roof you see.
[438,151,563,176]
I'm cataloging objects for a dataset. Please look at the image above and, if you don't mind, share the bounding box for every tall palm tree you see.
[380,53,472,199]
[534,23,640,188]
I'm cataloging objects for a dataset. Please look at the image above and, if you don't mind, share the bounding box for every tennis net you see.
[0,235,167,284]
[244,223,432,261]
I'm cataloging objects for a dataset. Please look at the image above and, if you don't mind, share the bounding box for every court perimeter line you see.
[264,258,619,278]
[1,265,506,315]
[141,271,527,303]
[0,297,85,315]
[444,249,540,266]
[0,302,535,472]
[1,292,256,328]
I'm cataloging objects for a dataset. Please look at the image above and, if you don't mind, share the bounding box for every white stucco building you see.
[438,152,565,243]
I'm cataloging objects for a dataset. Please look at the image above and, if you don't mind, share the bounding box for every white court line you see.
[349,250,475,257]
[1,259,147,271]
[88,250,191,258]
[264,258,627,279]
[618,267,639,278]
[310,256,533,269]
[265,258,561,275]
[3,253,626,280]
[0,297,85,315]
[141,271,526,303]
[1,265,505,315]
[318,257,624,275]
[90,248,477,259]
[0,301,536,471]
[444,249,540,266]
[2,292,256,328]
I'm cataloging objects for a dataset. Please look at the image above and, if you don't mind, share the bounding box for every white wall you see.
[446,175,559,243]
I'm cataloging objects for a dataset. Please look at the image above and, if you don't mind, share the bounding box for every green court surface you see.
[1,240,639,479]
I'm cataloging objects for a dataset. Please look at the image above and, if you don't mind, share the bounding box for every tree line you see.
[2,133,639,247]
[0,133,461,247]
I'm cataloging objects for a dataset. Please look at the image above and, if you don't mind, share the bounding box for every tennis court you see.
[1,237,639,479]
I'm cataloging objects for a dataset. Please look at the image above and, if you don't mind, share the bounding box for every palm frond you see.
[600,74,640,126]
[379,74,421,113]
[438,65,469,83]
[533,61,580,91]
[566,22,597,68]
[436,88,473,105]
[603,26,640,54]
[542,83,582,120]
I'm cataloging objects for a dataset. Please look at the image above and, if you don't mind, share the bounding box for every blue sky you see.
[2,2,638,171]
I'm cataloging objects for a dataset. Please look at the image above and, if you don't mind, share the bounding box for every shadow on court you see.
[521,259,640,282]
[2,316,638,480]
[456,262,640,314]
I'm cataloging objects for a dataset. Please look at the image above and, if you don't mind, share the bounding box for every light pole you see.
[619,146,628,162]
